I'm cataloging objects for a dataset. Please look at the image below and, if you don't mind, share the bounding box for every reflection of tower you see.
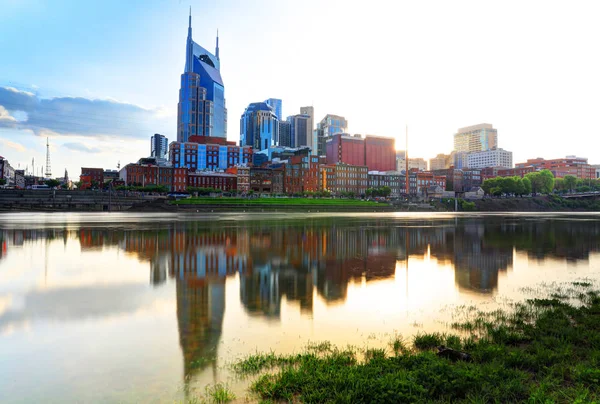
[176,278,225,380]
[45,137,52,178]
[150,254,168,286]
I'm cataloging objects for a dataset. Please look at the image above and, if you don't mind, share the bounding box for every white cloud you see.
[0,137,25,152]
[0,86,173,139]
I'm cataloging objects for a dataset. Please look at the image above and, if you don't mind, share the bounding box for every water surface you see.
[0,212,599,402]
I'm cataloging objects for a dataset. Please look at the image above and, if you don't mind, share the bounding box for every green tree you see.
[381,186,392,197]
[525,172,543,195]
[522,176,532,195]
[539,169,555,194]
[45,179,61,188]
[563,175,577,193]
[0,178,6,186]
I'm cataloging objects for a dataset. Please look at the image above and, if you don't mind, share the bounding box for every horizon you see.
[1,0,600,177]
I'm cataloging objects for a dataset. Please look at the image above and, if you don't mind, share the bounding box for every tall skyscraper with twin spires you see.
[177,9,227,142]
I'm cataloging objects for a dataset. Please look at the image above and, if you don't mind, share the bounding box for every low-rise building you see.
[464,187,485,200]
[0,157,15,186]
[322,163,368,196]
[515,156,596,179]
[415,172,446,196]
[368,171,403,198]
[187,171,237,192]
[119,164,187,192]
[226,166,250,193]
[80,167,104,189]
[397,157,428,172]
[250,167,275,194]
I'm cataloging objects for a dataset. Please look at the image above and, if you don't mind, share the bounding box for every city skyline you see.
[1,0,600,177]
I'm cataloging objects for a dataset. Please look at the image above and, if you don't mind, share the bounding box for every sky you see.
[1,0,600,178]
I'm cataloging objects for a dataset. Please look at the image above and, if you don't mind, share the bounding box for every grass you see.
[233,282,600,403]
[171,197,383,207]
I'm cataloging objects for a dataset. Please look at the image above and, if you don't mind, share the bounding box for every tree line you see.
[482,170,554,196]
[483,170,600,197]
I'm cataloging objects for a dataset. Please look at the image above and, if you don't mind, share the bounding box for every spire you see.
[216,29,220,60]
[188,6,192,38]
[185,8,193,73]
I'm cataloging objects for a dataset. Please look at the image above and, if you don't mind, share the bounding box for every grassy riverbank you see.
[172,197,383,207]
[233,282,600,403]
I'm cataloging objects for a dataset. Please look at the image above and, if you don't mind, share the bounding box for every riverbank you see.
[233,281,600,403]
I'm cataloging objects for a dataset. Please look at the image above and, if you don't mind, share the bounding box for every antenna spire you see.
[45,137,52,178]
[216,29,220,60]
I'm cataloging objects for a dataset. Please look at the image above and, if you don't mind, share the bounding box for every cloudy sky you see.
[1,0,599,177]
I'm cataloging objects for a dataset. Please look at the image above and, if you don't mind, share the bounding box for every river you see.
[0,212,599,403]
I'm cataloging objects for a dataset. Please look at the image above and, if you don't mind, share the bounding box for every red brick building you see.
[415,172,446,195]
[365,136,396,171]
[283,154,322,194]
[322,163,368,196]
[119,164,187,192]
[515,156,595,179]
[226,166,250,193]
[80,167,104,189]
[326,134,365,167]
[325,133,395,171]
[187,172,237,192]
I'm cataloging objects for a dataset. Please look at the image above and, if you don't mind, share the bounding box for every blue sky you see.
[1,0,600,177]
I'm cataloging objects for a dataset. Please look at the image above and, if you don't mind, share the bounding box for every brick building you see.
[515,156,595,179]
[250,167,275,193]
[170,135,252,171]
[325,133,395,171]
[119,164,187,192]
[80,167,104,189]
[226,166,250,193]
[322,163,368,196]
[365,136,396,172]
[187,171,237,192]
[368,171,403,198]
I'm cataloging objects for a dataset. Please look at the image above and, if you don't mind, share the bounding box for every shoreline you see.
[229,281,600,403]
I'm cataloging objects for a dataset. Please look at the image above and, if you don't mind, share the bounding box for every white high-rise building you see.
[467,148,513,169]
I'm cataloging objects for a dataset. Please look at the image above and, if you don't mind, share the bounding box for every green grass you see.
[204,383,236,403]
[233,282,600,403]
[171,197,383,207]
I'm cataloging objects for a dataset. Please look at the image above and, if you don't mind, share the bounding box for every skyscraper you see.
[453,124,497,153]
[300,106,314,153]
[279,121,292,148]
[265,98,283,121]
[240,102,279,151]
[288,114,311,149]
[316,114,348,157]
[177,9,227,142]
[151,133,168,159]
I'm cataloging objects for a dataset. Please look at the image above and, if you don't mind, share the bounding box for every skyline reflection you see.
[1,215,599,386]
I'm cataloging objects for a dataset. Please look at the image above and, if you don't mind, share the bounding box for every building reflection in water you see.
[1,216,600,384]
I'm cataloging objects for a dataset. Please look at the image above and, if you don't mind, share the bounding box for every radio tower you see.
[45,137,52,178]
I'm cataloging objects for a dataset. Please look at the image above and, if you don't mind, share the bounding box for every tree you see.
[539,169,555,194]
[563,175,577,193]
[522,177,532,195]
[45,179,60,188]
[381,186,392,197]
[0,178,6,186]
[525,172,543,195]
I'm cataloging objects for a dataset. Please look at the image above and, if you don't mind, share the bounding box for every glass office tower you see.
[177,10,227,142]
[265,98,283,121]
[240,102,279,151]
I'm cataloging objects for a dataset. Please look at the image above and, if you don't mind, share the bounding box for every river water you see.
[0,212,599,402]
